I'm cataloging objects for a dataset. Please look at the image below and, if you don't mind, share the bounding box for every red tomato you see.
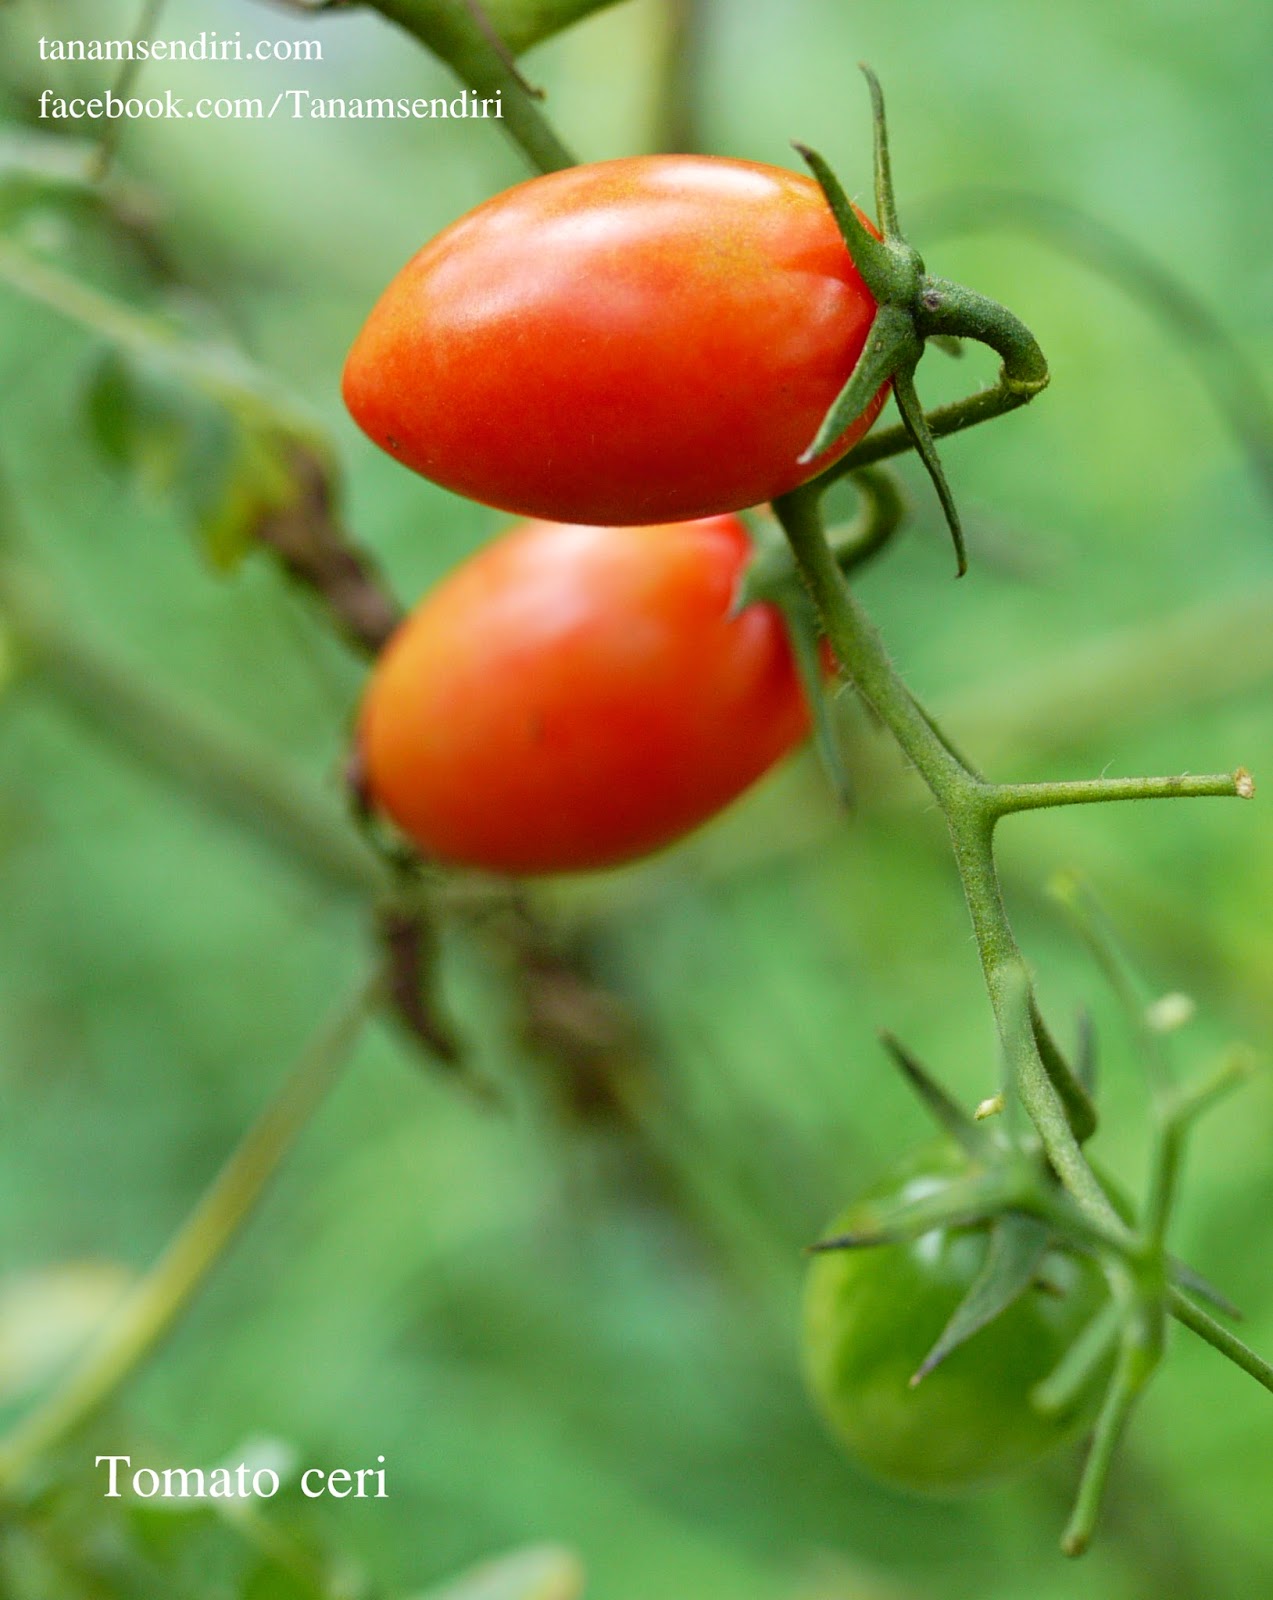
[342,156,886,526]
[358,515,811,874]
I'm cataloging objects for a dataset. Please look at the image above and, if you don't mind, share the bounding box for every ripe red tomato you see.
[804,1144,1109,1495]
[358,515,811,874]
[342,156,886,526]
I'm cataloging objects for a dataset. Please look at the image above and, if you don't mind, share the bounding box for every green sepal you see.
[808,1169,1014,1253]
[858,63,901,239]
[1033,1298,1122,1416]
[791,141,894,301]
[1169,1258,1242,1322]
[1031,1000,1098,1145]
[911,1213,1052,1385]
[799,302,915,465]
[776,591,852,808]
[891,363,967,577]
[878,1031,990,1159]
[729,508,791,614]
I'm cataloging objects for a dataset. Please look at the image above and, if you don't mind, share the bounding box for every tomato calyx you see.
[794,67,1051,576]
[806,1032,1121,1390]
[806,1017,1260,1550]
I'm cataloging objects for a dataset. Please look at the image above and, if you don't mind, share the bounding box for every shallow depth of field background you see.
[1,0,1272,1596]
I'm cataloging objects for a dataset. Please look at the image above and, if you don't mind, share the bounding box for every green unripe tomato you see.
[803,1143,1109,1495]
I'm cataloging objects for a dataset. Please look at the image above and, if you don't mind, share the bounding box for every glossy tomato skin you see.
[359,515,811,874]
[804,1143,1108,1496]
[342,156,886,526]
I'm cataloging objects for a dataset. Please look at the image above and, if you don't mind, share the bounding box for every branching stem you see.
[771,479,1247,1249]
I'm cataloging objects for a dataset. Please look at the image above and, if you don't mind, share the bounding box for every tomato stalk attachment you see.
[796,66,1050,574]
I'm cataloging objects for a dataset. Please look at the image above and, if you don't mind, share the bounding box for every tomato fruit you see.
[358,514,811,874]
[342,156,887,526]
[803,1143,1108,1495]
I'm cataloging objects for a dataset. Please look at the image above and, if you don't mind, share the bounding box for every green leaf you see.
[83,346,307,573]
[413,1545,586,1600]
[179,424,301,573]
[84,347,227,496]
[911,1214,1051,1384]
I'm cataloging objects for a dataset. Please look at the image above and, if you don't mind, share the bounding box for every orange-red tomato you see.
[358,515,811,874]
[342,156,886,526]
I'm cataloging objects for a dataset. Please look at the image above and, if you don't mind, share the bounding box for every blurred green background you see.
[1,0,1271,1595]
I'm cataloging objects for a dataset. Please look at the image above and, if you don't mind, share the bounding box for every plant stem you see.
[812,275,1050,494]
[914,187,1273,515]
[990,770,1249,816]
[1169,1290,1273,1394]
[773,484,1133,1235]
[89,0,168,182]
[366,0,577,174]
[1061,1328,1154,1557]
[0,974,380,1492]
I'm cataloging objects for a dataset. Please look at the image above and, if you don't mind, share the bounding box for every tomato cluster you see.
[347,153,886,873]
[344,149,1099,1500]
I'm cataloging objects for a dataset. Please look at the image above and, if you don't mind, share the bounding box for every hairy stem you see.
[773,482,1136,1238]
[366,0,577,174]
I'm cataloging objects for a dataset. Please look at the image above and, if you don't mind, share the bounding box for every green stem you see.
[773,484,1128,1237]
[991,770,1249,816]
[1062,1325,1157,1557]
[365,0,577,174]
[812,275,1050,494]
[918,276,1050,390]
[1033,1298,1123,1415]
[772,487,964,791]
[816,376,1040,488]
[0,975,380,1492]
[914,187,1273,514]
[1169,1290,1273,1395]
[89,0,168,182]
[0,566,383,901]
[1146,1053,1253,1241]
[733,467,903,609]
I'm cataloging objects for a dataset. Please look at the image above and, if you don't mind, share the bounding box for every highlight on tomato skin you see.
[342,154,887,527]
[357,515,814,875]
